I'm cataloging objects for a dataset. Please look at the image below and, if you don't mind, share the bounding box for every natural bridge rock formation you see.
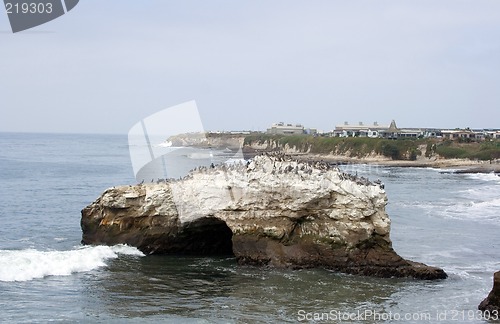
[81,154,447,279]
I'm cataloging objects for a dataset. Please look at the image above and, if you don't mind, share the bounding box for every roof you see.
[334,124,389,131]
[386,120,399,132]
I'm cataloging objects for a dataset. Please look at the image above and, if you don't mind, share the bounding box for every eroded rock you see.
[479,271,500,312]
[81,154,447,279]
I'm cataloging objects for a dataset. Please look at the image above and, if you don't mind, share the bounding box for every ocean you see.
[0,132,499,323]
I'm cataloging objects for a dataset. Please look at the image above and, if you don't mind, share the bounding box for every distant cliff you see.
[168,133,500,163]
[167,133,246,150]
[82,154,446,279]
[243,134,500,162]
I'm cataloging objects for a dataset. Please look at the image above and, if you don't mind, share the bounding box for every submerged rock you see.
[81,154,447,279]
[479,271,500,312]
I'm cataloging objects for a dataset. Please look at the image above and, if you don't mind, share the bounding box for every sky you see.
[1,0,500,134]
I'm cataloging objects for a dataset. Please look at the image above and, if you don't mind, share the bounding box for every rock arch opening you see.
[175,217,234,256]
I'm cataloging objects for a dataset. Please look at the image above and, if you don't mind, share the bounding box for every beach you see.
[285,152,500,173]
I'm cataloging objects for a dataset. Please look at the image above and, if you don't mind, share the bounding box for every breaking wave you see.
[0,245,144,282]
[465,172,500,183]
[445,261,500,280]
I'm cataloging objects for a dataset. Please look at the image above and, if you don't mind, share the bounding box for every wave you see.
[465,172,500,183]
[152,145,185,150]
[436,197,500,223]
[0,245,144,282]
[157,141,172,148]
[397,195,500,224]
[445,261,500,280]
[426,167,459,173]
[187,152,213,159]
[402,171,500,224]
[468,197,500,209]
[459,186,496,196]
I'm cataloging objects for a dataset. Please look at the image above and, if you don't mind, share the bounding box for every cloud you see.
[1,1,500,133]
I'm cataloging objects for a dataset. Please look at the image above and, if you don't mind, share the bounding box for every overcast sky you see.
[1,1,500,134]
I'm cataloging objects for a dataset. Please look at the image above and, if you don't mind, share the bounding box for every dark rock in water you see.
[479,271,500,312]
[232,234,445,279]
[449,167,500,175]
[81,154,447,280]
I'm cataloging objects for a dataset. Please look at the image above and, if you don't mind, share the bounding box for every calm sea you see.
[0,133,499,323]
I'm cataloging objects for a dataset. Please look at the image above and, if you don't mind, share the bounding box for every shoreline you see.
[278,152,500,174]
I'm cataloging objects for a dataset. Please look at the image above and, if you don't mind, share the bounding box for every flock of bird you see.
[134,152,385,189]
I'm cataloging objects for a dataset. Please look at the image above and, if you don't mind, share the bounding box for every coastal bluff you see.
[81,154,446,280]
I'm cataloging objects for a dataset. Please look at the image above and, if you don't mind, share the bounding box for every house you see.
[423,129,443,138]
[334,120,425,139]
[441,129,480,140]
[267,122,305,135]
[333,121,388,138]
[383,121,450,139]
[379,120,400,139]
[334,120,497,141]
[484,130,500,140]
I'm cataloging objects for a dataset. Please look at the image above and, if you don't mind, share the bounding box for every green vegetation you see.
[434,141,468,159]
[244,134,425,159]
[435,140,500,160]
[243,134,287,146]
[243,134,500,161]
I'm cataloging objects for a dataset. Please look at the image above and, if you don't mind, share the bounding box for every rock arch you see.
[172,217,234,256]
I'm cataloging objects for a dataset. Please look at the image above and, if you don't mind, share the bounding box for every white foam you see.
[465,172,500,183]
[425,167,459,173]
[422,172,500,224]
[107,244,145,256]
[469,197,500,209]
[445,261,500,280]
[0,245,144,282]
[188,152,213,159]
[157,141,173,147]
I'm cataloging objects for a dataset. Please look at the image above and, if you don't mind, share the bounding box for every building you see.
[441,129,479,140]
[267,122,305,135]
[333,121,389,138]
[334,120,445,139]
[423,129,443,138]
[379,120,400,139]
[379,120,438,139]
[484,130,500,139]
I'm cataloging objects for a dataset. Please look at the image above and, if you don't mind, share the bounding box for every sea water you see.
[0,133,499,323]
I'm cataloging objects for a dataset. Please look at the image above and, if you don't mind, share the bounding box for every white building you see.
[334,120,443,139]
[485,130,500,139]
[334,121,389,138]
[441,129,478,140]
[267,122,305,135]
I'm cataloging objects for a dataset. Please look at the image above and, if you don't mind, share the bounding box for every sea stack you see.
[81,154,447,280]
[479,271,500,312]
